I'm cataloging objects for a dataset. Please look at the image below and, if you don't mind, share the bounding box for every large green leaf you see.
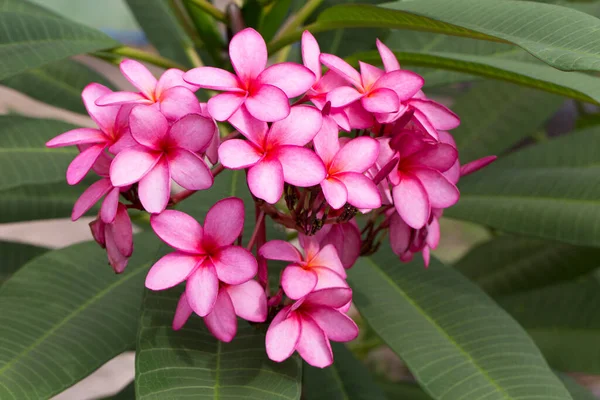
[124,0,195,68]
[348,249,572,400]
[455,236,600,296]
[135,289,302,399]
[499,273,600,374]
[303,343,386,400]
[0,116,77,191]
[450,81,563,163]
[0,241,47,286]
[445,127,600,247]
[378,381,433,400]
[182,0,225,67]
[0,233,163,400]
[0,0,118,80]
[309,1,600,72]
[1,59,114,114]
[104,382,135,400]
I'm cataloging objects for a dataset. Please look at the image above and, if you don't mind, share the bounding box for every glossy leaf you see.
[0,233,163,400]
[259,0,292,42]
[1,59,115,115]
[182,0,225,67]
[0,0,118,80]
[303,342,386,400]
[378,381,433,400]
[348,249,572,400]
[135,288,302,399]
[0,241,47,286]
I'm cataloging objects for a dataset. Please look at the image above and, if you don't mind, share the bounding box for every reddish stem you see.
[246,209,265,251]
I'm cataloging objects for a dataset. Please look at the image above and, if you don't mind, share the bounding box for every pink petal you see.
[212,246,258,285]
[105,223,128,274]
[389,212,411,256]
[168,113,214,153]
[268,105,322,147]
[95,91,151,107]
[392,176,430,229]
[376,39,400,72]
[361,88,399,114]
[302,31,321,79]
[168,149,214,191]
[72,178,112,221]
[313,117,341,166]
[320,53,362,88]
[307,307,358,342]
[82,83,119,134]
[296,316,333,368]
[460,156,497,177]
[427,217,441,249]
[409,143,458,172]
[110,148,160,187]
[274,146,326,187]
[321,178,348,210]
[282,266,318,300]
[145,252,201,290]
[299,234,321,260]
[227,105,268,145]
[313,70,348,93]
[345,101,374,129]
[120,59,157,99]
[257,63,315,98]
[245,84,290,122]
[100,187,120,223]
[226,280,267,322]
[316,223,360,269]
[304,287,353,308]
[408,99,460,130]
[331,136,379,173]
[186,263,219,317]
[205,126,220,165]
[158,87,202,121]
[183,67,241,91]
[413,109,440,140]
[46,128,107,148]
[412,168,460,209]
[129,105,169,150]
[313,266,348,291]
[266,311,301,362]
[173,292,193,330]
[247,158,284,204]
[207,91,246,121]
[230,28,267,82]
[259,240,302,262]
[359,61,385,89]
[112,204,134,257]
[218,139,262,169]
[150,209,203,253]
[372,70,424,101]
[156,68,198,98]
[108,131,137,155]
[336,172,382,209]
[66,144,105,185]
[138,157,171,213]
[326,86,363,108]
[204,289,237,342]
[203,197,245,247]
[310,244,345,278]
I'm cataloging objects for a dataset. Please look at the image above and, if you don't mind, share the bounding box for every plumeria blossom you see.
[389,208,441,267]
[184,28,314,123]
[46,83,131,184]
[266,287,358,368]
[146,198,258,318]
[260,235,347,300]
[90,204,133,273]
[314,220,361,269]
[173,280,267,342]
[110,106,215,213]
[219,105,326,203]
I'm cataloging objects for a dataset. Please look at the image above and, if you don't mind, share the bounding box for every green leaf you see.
[303,342,387,400]
[450,81,563,163]
[499,274,600,374]
[455,236,600,296]
[182,0,225,67]
[124,0,194,68]
[313,1,600,72]
[0,0,118,80]
[0,116,78,191]
[1,59,114,114]
[378,381,433,400]
[445,126,600,247]
[259,0,292,43]
[135,289,302,400]
[0,241,47,286]
[0,233,163,400]
[104,382,135,399]
[348,249,572,400]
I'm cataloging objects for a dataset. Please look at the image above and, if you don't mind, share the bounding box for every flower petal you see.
[173,292,193,330]
[227,105,268,145]
[321,178,348,210]
[203,197,245,247]
[259,240,302,262]
[186,263,219,317]
[257,63,315,98]
[183,67,241,91]
[120,59,157,99]
[110,148,160,187]
[266,311,301,362]
[212,246,258,285]
[336,172,382,209]
[156,68,198,97]
[319,53,362,88]
[230,28,267,82]
[359,61,385,89]
[410,143,458,172]
[326,86,363,108]
[46,128,106,148]
[376,39,400,72]
[302,30,321,79]
[361,87,399,114]
[331,136,379,173]
[392,175,430,229]
[408,98,460,130]
[205,125,220,165]
[460,156,497,177]
[282,266,318,300]
[307,307,358,342]
[218,139,262,169]
[138,157,171,213]
[128,105,169,150]
[296,316,333,368]
[105,223,128,274]
[145,252,201,290]
[268,105,323,147]
[151,209,204,253]
[247,158,284,204]
[227,280,267,322]
[304,287,353,308]
[372,70,424,101]
[168,113,215,153]
[82,83,119,133]
[313,117,341,166]
[412,167,460,209]
[66,144,105,185]
[204,289,237,342]
[72,178,112,221]
[95,91,150,107]
[389,212,411,256]
[168,148,214,191]
[310,244,345,278]
[345,101,374,129]
[100,187,120,223]
[112,204,134,257]
[313,267,348,292]
[245,84,290,122]
[207,91,246,121]
[159,86,202,121]
[274,146,326,187]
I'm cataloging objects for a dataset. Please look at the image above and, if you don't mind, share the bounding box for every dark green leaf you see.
[0,241,47,286]
[378,381,433,400]
[182,0,225,67]
[348,249,572,400]
[0,233,163,400]
[259,0,292,43]
[135,289,302,399]
[104,381,135,400]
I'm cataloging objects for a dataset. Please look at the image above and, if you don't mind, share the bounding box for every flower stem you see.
[246,209,266,251]
[106,46,187,70]
[185,0,227,23]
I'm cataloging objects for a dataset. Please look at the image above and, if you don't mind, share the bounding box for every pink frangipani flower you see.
[266,287,358,368]
[146,198,258,318]
[90,203,133,273]
[218,105,326,204]
[259,235,347,300]
[173,280,267,342]
[389,208,441,267]
[314,220,361,269]
[110,106,215,213]
[183,28,315,123]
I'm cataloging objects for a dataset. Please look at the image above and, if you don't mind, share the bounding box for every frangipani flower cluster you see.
[47,28,495,368]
